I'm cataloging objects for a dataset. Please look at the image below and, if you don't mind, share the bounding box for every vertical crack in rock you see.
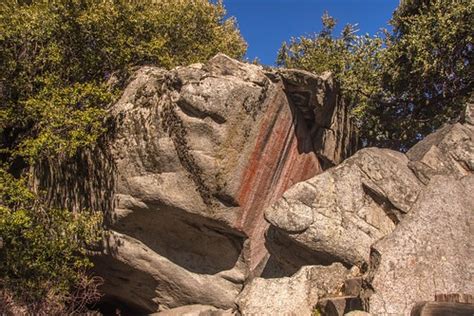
[279,69,359,168]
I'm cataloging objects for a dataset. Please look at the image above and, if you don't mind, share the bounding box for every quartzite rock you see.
[236,263,349,316]
[264,148,422,269]
[32,54,356,312]
[368,175,474,315]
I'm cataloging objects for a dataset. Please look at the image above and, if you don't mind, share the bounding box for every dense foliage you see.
[0,170,103,314]
[278,0,473,149]
[0,0,246,311]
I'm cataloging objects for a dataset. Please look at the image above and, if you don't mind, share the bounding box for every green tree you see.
[0,0,246,160]
[278,0,473,150]
[0,0,246,311]
[377,0,474,149]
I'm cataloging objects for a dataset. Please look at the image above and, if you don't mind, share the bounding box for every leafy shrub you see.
[0,169,103,313]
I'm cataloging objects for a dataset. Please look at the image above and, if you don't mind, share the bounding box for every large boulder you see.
[405,96,474,184]
[31,54,356,312]
[264,147,422,270]
[367,175,474,315]
[236,263,350,316]
[264,101,474,276]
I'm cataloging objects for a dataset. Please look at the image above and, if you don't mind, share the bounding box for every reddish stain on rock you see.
[237,87,321,270]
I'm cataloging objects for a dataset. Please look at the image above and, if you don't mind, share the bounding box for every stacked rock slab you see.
[32,54,356,313]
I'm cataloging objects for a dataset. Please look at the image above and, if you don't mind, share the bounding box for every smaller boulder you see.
[237,263,348,316]
[407,123,474,184]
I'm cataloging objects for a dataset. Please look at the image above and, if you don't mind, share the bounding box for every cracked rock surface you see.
[265,101,474,315]
[265,147,421,269]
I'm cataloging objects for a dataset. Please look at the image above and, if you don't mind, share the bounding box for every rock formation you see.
[32,54,356,313]
[265,147,421,270]
[365,103,474,315]
[32,55,473,315]
[367,175,474,315]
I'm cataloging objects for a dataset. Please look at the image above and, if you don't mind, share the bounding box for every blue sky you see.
[224,0,399,65]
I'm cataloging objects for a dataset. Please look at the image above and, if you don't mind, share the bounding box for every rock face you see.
[405,97,474,184]
[278,69,357,168]
[32,54,356,313]
[406,123,474,184]
[368,175,474,315]
[363,105,474,315]
[237,263,349,316]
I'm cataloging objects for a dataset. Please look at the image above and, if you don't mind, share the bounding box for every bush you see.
[0,169,103,313]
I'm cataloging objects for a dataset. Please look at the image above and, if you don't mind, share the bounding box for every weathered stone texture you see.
[30,54,474,316]
[279,69,358,167]
[263,101,473,315]
[406,123,474,184]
